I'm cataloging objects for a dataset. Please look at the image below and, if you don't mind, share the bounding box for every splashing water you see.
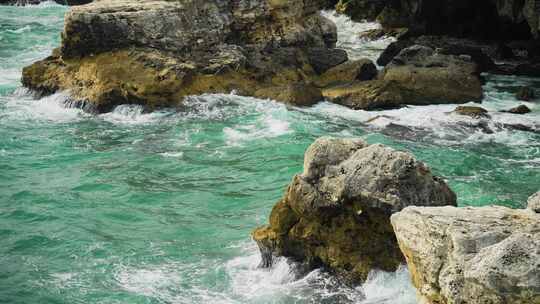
[1,4,539,304]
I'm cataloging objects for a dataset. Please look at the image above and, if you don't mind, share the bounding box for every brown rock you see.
[516,86,536,101]
[504,105,532,114]
[452,106,490,118]
[315,59,377,87]
[254,84,323,107]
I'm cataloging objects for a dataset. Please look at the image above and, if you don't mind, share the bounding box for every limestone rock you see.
[391,205,540,304]
[452,106,490,119]
[253,137,456,284]
[315,59,377,87]
[324,46,483,110]
[22,0,342,112]
[528,191,540,213]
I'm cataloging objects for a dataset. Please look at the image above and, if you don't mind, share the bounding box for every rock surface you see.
[253,137,457,284]
[0,0,91,5]
[504,105,532,114]
[528,191,540,213]
[452,106,490,119]
[391,204,540,304]
[22,0,341,112]
[324,45,483,110]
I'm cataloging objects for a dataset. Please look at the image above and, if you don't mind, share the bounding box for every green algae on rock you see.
[252,137,457,284]
[22,0,342,112]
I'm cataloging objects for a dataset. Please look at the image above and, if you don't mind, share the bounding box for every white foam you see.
[2,89,85,123]
[321,10,395,62]
[159,151,184,158]
[100,104,173,125]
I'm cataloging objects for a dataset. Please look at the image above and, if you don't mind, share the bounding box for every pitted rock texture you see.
[253,137,456,284]
[391,204,540,304]
[22,0,342,112]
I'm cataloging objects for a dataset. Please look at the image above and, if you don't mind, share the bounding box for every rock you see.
[503,105,532,114]
[253,137,457,284]
[452,106,490,119]
[325,46,483,110]
[307,48,349,75]
[315,59,377,87]
[359,27,409,41]
[528,191,540,213]
[378,36,496,72]
[335,0,386,22]
[323,80,407,110]
[516,86,536,101]
[391,205,540,304]
[22,0,342,113]
[254,83,323,107]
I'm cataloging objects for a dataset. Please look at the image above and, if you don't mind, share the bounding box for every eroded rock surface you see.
[391,203,540,304]
[22,0,341,112]
[252,137,456,284]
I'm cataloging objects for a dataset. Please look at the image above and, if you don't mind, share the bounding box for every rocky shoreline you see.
[254,137,540,303]
[20,0,538,115]
[13,1,540,302]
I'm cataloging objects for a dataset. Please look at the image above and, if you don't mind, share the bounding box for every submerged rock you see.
[391,202,540,304]
[252,137,456,284]
[22,0,343,112]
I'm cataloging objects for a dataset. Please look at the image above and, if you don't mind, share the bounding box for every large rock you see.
[391,204,540,304]
[528,191,540,213]
[324,45,483,110]
[252,137,457,284]
[0,0,91,5]
[22,0,344,112]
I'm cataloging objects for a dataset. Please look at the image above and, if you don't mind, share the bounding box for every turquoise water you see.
[1,4,539,304]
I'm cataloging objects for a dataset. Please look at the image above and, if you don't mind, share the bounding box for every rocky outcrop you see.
[323,45,483,110]
[22,0,342,112]
[391,201,540,304]
[252,137,457,284]
[335,0,540,41]
[503,105,532,114]
[0,0,91,5]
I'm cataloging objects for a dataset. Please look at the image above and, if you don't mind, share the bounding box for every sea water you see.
[0,4,539,304]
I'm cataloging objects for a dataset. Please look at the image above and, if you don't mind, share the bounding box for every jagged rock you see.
[22,0,343,112]
[315,59,377,87]
[503,105,532,114]
[516,86,536,101]
[452,106,490,119]
[326,46,483,110]
[252,137,457,284]
[391,204,540,304]
[528,191,540,213]
[335,0,386,22]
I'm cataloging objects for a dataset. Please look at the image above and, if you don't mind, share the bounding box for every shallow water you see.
[1,4,539,304]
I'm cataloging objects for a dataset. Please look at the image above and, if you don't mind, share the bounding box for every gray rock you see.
[391,205,540,304]
[528,191,540,213]
[253,137,456,284]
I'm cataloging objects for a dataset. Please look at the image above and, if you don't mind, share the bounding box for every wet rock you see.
[335,0,386,22]
[316,59,377,87]
[528,191,540,213]
[253,137,456,284]
[22,0,342,113]
[254,83,323,107]
[391,204,540,304]
[377,40,412,66]
[452,106,490,119]
[503,105,532,114]
[307,48,349,75]
[358,28,408,41]
[516,86,536,101]
[325,46,483,110]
